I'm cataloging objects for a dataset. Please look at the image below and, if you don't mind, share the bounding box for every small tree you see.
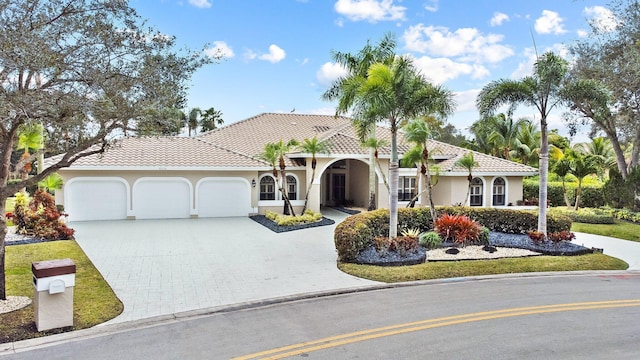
[455,152,478,206]
[298,137,330,214]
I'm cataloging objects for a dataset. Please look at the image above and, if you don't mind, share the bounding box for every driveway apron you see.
[71,209,379,324]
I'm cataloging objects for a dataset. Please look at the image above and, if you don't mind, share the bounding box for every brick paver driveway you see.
[72,209,379,324]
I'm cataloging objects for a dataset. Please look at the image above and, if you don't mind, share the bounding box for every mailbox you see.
[32,258,76,331]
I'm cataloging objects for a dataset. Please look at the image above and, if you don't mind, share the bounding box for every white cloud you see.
[584,6,617,32]
[204,41,234,59]
[298,58,310,66]
[403,24,514,63]
[334,0,406,23]
[412,55,489,84]
[258,44,286,63]
[490,12,509,27]
[424,0,438,12]
[576,29,588,38]
[454,89,481,112]
[316,62,348,86]
[535,10,567,35]
[244,49,257,61]
[188,0,211,9]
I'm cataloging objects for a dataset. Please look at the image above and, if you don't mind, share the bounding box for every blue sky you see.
[131,0,616,142]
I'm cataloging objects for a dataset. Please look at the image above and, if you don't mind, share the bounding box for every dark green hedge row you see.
[334,207,572,262]
[523,181,604,208]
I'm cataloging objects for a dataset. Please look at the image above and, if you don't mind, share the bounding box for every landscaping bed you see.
[250,215,335,233]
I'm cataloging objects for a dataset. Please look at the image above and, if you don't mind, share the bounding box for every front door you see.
[332,173,346,205]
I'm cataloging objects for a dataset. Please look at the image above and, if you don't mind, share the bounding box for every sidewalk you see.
[572,232,640,271]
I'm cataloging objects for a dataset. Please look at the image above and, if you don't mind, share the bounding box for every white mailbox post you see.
[32,258,76,331]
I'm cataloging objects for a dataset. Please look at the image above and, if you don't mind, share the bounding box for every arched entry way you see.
[318,159,380,208]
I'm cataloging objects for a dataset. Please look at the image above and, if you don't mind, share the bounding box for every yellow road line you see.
[232,299,640,360]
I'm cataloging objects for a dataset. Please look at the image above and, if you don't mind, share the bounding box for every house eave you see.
[58,165,306,172]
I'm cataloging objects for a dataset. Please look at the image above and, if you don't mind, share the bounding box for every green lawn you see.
[0,240,123,343]
[339,254,627,283]
[572,220,640,243]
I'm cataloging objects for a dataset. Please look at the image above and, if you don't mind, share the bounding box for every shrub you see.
[14,190,74,240]
[265,209,322,226]
[400,227,421,238]
[549,207,614,224]
[478,226,490,245]
[524,179,605,208]
[548,230,576,243]
[528,230,546,243]
[419,231,442,249]
[434,214,483,246]
[394,235,419,256]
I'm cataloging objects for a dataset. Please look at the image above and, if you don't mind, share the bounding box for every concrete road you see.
[3,272,639,359]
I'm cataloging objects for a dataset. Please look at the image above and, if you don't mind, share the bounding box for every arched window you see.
[286,175,297,200]
[259,176,276,200]
[492,177,506,206]
[470,178,483,206]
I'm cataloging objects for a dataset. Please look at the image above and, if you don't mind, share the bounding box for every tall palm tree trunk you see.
[389,128,399,239]
[538,118,549,235]
[368,146,377,211]
[301,161,316,214]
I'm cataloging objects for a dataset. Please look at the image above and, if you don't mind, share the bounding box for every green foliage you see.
[334,207,573,262]
[265,209,322,226]
[478,226,490,245]
[603,167,640,211]
[523,179,604,208]
[418,231,442,249]
[373,235,419,256]
[549,207,614,224]
[598,206,640,224]
[400,227,421,238]
[13,190,75,240]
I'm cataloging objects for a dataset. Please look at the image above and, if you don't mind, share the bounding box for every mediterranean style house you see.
[53,113,538,221]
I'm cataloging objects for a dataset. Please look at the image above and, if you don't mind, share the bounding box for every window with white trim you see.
[398,176,416,201]
[260,176,276,200]
[492,178,506,206]
[286,175,297,200]
[470,178,483,206]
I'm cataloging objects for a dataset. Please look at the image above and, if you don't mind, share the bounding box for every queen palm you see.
[274,139,299,216]
[323,33,396,211]
[402,118,439,220]
[16,124,44,181]
[477,52,569,235]
[363,137,390,192]
[188,108,201,136]
[552,155,573,208]
[455,152,478,206]
[298,137,330,214]
[336,56,455,238]
[487,113,525,160]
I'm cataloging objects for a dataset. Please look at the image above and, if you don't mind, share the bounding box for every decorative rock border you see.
[249,215,335,233]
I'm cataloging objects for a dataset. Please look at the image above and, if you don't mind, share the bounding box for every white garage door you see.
[197,178,251,217]
[133,178,191,219]
[65,178,128,222]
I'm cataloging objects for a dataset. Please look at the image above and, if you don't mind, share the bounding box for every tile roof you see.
[59,112,538,175]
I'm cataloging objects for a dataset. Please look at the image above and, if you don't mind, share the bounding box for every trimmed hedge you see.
[334,207,572,262]
[523,180,604,208]
[549,207,615,224]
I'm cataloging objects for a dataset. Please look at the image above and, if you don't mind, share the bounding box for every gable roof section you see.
[58,112,537,175]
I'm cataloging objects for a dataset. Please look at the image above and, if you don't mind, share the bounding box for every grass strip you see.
[572,220,640,243]
[1,240,123,343]
[338,254,628,283]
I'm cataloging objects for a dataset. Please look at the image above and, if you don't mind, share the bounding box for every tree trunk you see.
[538,118,549,235]
[279,170,295,216]
[301,164,315,214]
[388,127,399,239]
[630,127,640,171]
[561,179,572,208]
[0,192,7,300]
[424,170,437,221]
[574,179,583,211]
[368,146,377,211]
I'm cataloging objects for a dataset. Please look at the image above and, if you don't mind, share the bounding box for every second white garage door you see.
[197,178,251,217]
[133,178,192,219]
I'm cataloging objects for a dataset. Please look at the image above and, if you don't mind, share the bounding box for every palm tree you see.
[16,124,44,181]
[568,150,601,210]
[188,108,201,136]
[298,137,330,214]
[455,152,478,206]
[200,107,224,132]
[323,33,396,211]
[363,137,390,192]
[334,56,455,238]
[487,113,525,160]
[258,142,294,216]
[38,173,64,194]
[511,120,541,166]
[274,139,299,216]
[402,118,439,220]
[575,137,615,180]
[477,51,569,235]
[552,155,573,208]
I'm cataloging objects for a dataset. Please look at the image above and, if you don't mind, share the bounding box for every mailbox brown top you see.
[32,258,76,278]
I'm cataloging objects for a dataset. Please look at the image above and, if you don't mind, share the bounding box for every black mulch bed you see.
[249,215,335,233]
[354,231,594,266]
[330,206,362,215]
[5,232,68,246]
